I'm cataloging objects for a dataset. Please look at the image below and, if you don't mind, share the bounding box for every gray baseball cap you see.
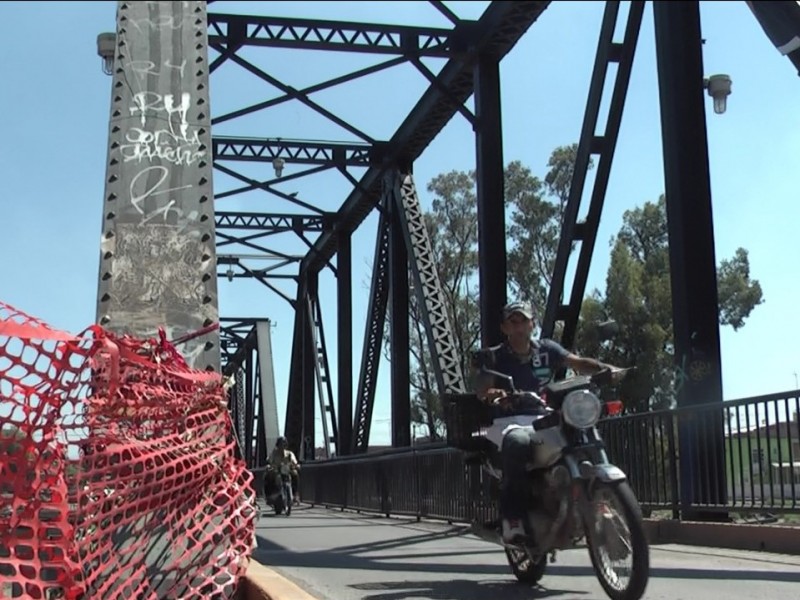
[502,301,533,320]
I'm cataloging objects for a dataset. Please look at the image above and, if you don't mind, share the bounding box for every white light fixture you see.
[704,74,732,115]
[272,156,285,178]
[96,32,116,76]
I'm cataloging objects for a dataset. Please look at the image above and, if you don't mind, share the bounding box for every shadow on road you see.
[254,534,509,576]
[548,564,800,583]
[349,579,588,600]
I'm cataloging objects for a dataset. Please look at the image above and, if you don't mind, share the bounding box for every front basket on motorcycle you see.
[442,393,493,451]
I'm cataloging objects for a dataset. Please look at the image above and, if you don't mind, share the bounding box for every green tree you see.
[505,160,558,310]
[506,146,593,309]
[575,195,764,411]
[718,247,764,331]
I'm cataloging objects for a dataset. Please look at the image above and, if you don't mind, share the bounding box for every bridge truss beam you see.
[207,13,463,58]
[298,2,552,276]
[208,1,551,456]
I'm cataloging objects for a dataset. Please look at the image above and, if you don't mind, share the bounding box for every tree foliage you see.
[574,196,764,411]
[505,145,593,309]
[505,160,558,310]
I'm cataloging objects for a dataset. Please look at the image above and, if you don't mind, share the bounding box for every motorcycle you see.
[444,367,649,600]
[264,464,294,516]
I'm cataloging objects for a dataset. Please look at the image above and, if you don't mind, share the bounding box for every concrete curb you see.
[644,518,800,555]
[239,559,320,600]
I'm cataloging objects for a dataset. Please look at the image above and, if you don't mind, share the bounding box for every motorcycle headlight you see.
[562,389,602,429]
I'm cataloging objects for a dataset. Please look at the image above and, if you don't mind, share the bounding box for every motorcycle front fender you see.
[578,461,627,484]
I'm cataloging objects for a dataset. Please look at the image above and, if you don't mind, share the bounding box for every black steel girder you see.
[207,13,461,57]
[390,169,465,395]
[300,1,551,276]
[306,292,339,457]
[215,211,332,233]
[388,174,411,448]
[474,51,507,347]
[220,316,259,343]
[351,196,392,454]
[220,321,257,377]
[748,1,800,76]
[215,211,327,299]
[212,137,375,167]
[336,233,353,454]
[653,0,726,517]
[541,1,644,348]
[223,328,268,469]
[217,257,300,308]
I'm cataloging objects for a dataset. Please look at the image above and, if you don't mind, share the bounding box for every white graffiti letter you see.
[129,165,192,216]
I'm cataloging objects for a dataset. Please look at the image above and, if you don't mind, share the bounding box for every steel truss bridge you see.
[95,0,800,516]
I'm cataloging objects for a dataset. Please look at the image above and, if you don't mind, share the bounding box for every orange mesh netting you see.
[0,300,256,599]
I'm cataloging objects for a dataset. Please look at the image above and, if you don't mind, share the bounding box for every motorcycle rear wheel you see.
[505,547,547,584]
[585,481,649,600]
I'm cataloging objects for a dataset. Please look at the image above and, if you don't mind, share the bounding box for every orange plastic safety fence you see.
[0,301,256,599]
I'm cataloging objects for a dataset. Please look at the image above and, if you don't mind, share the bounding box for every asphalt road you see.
[253,505,800,600]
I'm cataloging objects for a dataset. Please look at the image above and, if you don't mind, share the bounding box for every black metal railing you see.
[297,390,800,522]
[600,390,800,516]
[299,443,497,524]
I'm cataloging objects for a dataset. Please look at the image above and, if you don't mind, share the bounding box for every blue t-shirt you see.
[472,339,570,417]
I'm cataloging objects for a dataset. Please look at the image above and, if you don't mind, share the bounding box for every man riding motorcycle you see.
[268,436,300,510]
[472,300,622,544]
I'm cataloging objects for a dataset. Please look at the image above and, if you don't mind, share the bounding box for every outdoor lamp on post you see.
[704,74,732,114]
[272,156,285,178]
[97,32,116,76]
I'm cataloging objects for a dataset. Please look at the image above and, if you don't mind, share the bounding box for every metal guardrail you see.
[296,390,800,521]
[600,389,800,517]
[298,443,497,523]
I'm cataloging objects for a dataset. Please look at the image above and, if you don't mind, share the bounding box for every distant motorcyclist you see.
[472,300,621,544]
[270,436,300,506]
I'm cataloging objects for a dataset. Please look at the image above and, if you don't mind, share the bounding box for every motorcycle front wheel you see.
[271,491,286,516]
[504,547,547,584]
[585,481,649,600]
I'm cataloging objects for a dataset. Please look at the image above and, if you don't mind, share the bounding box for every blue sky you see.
[1,1,798,449]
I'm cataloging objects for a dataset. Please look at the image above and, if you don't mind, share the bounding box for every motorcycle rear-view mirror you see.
[591,366,635,387]
[482,368,515,392]
[596,319,619,341]
[591,368,615,386]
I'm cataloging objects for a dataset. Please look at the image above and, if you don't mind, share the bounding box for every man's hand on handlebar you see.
[595,365,633,385]
[481,388,508,404]
[610,367,627,383]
